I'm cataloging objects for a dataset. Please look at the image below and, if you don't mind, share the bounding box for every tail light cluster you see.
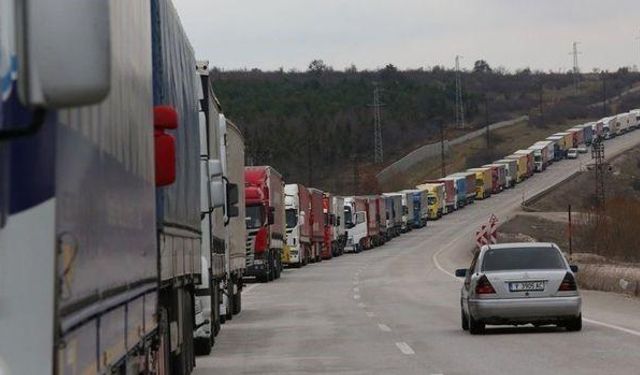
[254,227,268,254]
[475,275,496,295]
[558,272,577,291]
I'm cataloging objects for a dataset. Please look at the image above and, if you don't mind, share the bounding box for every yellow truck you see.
[416,183,445,219]
[505,154,528,182]
[466,168,492,200]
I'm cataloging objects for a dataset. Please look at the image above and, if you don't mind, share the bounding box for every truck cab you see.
[344,198,367,253]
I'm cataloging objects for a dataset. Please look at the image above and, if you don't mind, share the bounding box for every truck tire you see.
[232,280,242,315]
[194,337,212,356]
[267,251,274,282]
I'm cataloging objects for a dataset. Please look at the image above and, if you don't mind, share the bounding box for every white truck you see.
[285,183,312,266]
[399,191,415,232]
[344,196,369,253]
[332,195,347,256]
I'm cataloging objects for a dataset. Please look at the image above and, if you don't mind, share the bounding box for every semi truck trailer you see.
[284,183,312,266]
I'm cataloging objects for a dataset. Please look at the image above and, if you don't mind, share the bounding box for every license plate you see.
[509,281,545,292]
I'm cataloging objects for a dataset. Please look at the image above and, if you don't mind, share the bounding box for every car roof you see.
[480,242,558,253]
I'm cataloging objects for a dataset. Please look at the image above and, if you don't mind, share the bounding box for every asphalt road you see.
[195,131,640,375]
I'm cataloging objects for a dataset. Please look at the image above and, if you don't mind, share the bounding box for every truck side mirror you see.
[226,183,240,218]
[208,160,225,208]
[17,0,111,108]
[267,207,275,225]
[154,106,178,187]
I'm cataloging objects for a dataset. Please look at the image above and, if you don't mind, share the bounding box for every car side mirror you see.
[570,265,579,273]
[455,269,467,278]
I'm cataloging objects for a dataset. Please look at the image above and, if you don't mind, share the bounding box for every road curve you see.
[195,131,640,375]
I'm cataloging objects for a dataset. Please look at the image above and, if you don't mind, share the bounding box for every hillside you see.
[210,62,640,193]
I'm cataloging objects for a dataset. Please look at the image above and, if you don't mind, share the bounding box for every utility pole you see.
[455,55,465,129]
[539,79,545,126]
[601,71,608,117]
[369,83,385,163]
[569,42,582,94]
[591,137,606,211]
[440,119,446,177]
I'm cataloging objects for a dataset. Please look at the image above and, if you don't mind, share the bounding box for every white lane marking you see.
[584,318,640,338]
[353,294,361,300]
[358,302,366,308]
[395,342,415,355]
[243,283,261,294]
[366,311,375,318]
[353,287,360,293]
[378,323,391,332]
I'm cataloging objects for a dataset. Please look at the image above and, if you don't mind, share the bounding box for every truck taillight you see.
[558,272,577,291]
[254,227,268,254]
[475,275,496,295]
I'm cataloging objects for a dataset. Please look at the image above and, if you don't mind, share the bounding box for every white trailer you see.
[343,197,368,253]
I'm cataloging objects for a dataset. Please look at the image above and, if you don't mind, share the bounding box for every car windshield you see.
[245,205,263,229]
[482,247,566,271]
[285,208,298,228]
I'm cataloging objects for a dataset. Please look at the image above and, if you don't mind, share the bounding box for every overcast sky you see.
[173,0,640,72]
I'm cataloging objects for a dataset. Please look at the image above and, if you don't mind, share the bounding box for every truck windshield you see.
[427,196,437,205]
[245,205,263,229]
[286,209,298,228]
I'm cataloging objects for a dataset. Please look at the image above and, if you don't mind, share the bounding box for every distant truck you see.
[332,195,347,255]
[467,168,492,200]
[245,166,285,282]
[402,189,428,227]
[493,159,518,188]
[449,172,477,204]
[398,191,415,231]
[309,188,325,262]
[344,196,368,252]
[528,141,553,172]
[284,183,312,266]
[416,183,446,218]
[482,164,507,192]
[424,179,456,213]
[513,149,535,177]
[372,195,387,246]
[383,193,403,237]
[322,193,335,260]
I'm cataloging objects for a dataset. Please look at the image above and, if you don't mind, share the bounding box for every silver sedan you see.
[456,242,582,334]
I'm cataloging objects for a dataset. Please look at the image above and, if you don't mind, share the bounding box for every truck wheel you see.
[267,251,275,281]
[194,337,212,356]
[232,280,242,315]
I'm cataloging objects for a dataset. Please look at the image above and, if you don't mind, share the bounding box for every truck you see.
[592,120,605,139]
[597,117,615,139]
[245,166,285,282]
[424,179,456,213]
[442,177,467,209]
[398,191,415,232]
[284,183,312,266]
[467,168,492,200]
[332,195,347,256]
[383,193,403,237]
[482,164,507,192]
[505,154,528,182]
[416,183,446,218]
[493,159,518,188]
[372,195,387,246]
[513,149,535,177]
[545,136,567,160]
[344,196,368,252]
[402,189,428,228]
[566,128,582,147]
[578,123,595,145]
[630,110,640,130]
[194,64,244,355]
[309,188,325,262]
[322,193,335,260]
[449,172,477,204]
[528,141,553,172]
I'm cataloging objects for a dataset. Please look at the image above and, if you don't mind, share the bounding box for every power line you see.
[569,41,582,94]
[455,55,465,129]
[368,83,386,163]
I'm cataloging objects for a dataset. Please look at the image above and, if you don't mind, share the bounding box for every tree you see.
[308,59,331,74]
[473,60,492,74]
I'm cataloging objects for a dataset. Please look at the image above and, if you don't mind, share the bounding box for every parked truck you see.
[402,189,428,227]
[528,141,553,172]
[493,159,518,188]
[245,166,285,282]
[332,195,347,256]
[483,164,507,192]
[0,2,178,373]
[441,177,467,209]
[322,193,335,260]
[467,168,492,200]
[449,172,477,204]
[344,196,368,252]
[425,179,456,213]
[309,188,325,262]
[513,149,535,177]
[383,193,403,237]
[398,191,415,231]
[284,183,312,266]
[416,183,446,218]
